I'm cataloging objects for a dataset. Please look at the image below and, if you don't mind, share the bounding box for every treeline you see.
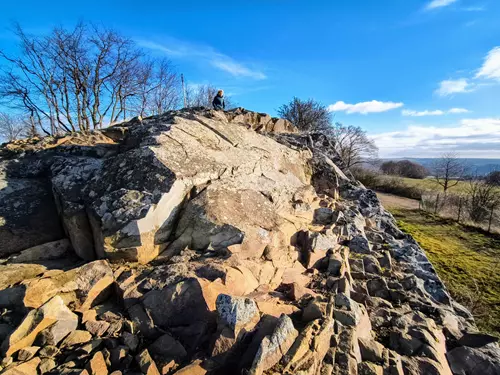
[0,22,232,140]
[380,160,429,179]
[277,97,378,169]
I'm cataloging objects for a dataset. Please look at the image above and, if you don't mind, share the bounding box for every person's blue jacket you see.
[212,94,225,110]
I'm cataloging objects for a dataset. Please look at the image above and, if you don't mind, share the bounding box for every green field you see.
[382,175,470,194]
[390,208,500,336]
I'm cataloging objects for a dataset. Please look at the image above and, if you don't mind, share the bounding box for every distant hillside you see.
[383,158,500,176]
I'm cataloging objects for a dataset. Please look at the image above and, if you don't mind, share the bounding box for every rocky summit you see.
[0,107,498,375]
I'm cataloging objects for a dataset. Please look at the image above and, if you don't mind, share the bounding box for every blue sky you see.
[1,0,500,157]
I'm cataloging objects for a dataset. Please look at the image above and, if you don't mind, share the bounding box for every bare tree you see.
[432,153,466,193]
[331,123,378,169]
[466,173,500,223]
[277,97,331,132]
[0,23,181,135]
[0,112,30,142]
[486,170,500,186]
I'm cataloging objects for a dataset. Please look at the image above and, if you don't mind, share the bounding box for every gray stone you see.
[363,255,381,275]
[215,294,259,331]
[0,176,64,258]
[349,235,371,254]
[458,332,499,348]
[366,277,390,300]
[250,314,298,374]
[358,338,385,363]
[148,333,187,362]
[447,346,500,375]
[314,207,334,225]
[9,239,71,263]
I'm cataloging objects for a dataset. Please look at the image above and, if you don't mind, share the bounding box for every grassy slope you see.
[390,208,500,336]
[382,176,469,194]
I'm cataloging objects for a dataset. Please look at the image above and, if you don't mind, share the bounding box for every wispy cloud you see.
[328,100,404,115]
[425,0,458,10]
[402,108,470,116]
[372,118,500,157]
[475,46,500,80]
[138,39,266,80]
[435,78,473,96]
[461,6,486,11]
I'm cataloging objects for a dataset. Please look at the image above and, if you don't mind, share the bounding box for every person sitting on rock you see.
[212,90,225,111]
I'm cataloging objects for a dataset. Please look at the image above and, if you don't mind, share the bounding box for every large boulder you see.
[0,176,64,257]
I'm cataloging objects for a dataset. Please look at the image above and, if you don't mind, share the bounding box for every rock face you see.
[0,107,498,375]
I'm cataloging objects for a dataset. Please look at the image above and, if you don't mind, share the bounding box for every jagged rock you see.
[22,259,114,310]
[349,235,371,254]
[256,300,299,318]
[0,263,47,290]
[86,351,108,375]
[358,362,383,375]
[61,330,93,348]
[172,359,209,375]
[0,176,64,258]
[366,277,390,300]
[250,314,298,375]
[1,295,77,357]
[1,357,40,375]
[39,358,57,374]
[148,333,187,363]
[9,239,71,263]
[142,278,211,328]
[311,232,338,252]
[121,332,139,352]
[447,345,500,374]
[313,208,334,225]
[17,345,39,361]
[136,349,161,375]
[363,256,381,275]
[302,299,324,322]
[85,320,110,337]
[216,294,260,332]
[458,332,499,348]
[127,304,158,339]
[358,338,385,364]
[38,345,59,358]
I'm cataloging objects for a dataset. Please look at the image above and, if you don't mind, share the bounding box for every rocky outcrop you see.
[0,107,498,374]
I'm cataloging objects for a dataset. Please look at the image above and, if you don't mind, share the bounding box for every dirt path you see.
[375,191,420,210]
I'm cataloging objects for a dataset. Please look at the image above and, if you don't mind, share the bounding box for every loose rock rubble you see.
[0,107,498,374]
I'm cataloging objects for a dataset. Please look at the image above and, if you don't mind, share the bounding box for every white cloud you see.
[426,0,457,10]
[402,109,445,117]
[449,107,470,114]
[475,46,500,80]
[328,100,404,115]
[402,108,470,116]
[372,118,500,157]
[138,39,266,80]
[435,79,472,96]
